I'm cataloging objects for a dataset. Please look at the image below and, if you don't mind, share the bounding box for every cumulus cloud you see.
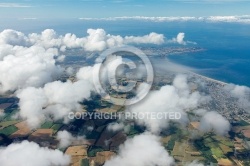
[124,32,164,45]
[172,32,186,45]
[56,54,66,62]
[77,54,128,87]
[199,111,231,135]
[0,28,182,96]
[76,65,98,83]
[0,45,62,93]
[170,33,196,45]
[83,29,121,51]
[0,141,70,166]
[56,130,87,148]
[16,54,128,128]
[224,84,250,110]
[76,29,165,50]
[193,109,208,116]
[227,84,250,97]
[0,29,189,94]
[0,29,166,52]
[107,122,125,132]
[0,44,15,60]
[0,29,30,46]
[65,67,75,76]
[104,132,175,166]
[126,74,209,133]
[16,80,93,128]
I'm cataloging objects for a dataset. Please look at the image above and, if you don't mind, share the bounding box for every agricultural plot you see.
[0,125,18,136]
[0,120,20,130]
[0,103,13,110]
[66,145,88,166]
[80,158,90,166]
[172,141,185,159]
[87,146,104,157]
[109,132,126,149]
[41,121,54,129]
[90,151,115,165]
[28,129,57,147]
[2,109,18,121]
[51,124,64,133]
[172,141,204,163]
[166,135,177,151]
[10,121,31,138]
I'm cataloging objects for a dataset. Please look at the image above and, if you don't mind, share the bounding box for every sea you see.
[1,19,250,86]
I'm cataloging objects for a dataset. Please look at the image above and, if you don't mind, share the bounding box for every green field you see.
[51,124,63,133]
[126,125,142,136]
[212,135,233,147]
[87,146,104,157]
[81,158,90,166]
[41,121,54,129]
[194,139,217,163]
[0,120,20,130]
[211,147,225,158]
[2,110,19,121]
[166,135,176,151]
[0,125,18,136]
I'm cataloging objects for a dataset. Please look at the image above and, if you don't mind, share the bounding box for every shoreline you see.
[190,72,228,86]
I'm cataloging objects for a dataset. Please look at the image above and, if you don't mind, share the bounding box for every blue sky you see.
[0,0,250,19]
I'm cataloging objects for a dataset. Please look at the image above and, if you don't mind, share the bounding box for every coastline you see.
[190,72,228,86]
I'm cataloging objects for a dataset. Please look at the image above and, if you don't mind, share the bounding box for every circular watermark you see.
[92,45,154,106]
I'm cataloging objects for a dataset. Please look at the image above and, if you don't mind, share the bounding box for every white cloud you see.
[206,15,250,23]
[0,29,167,52]
[172,32,186,45]
[170,32,197,45]
[79,16,198,22]
[224,84,250,98]
[0,141,70,166]
[77,54,126,86]
[56,54,66,62]
[0,3,32,8]
[76,66,95,81]
[0,28,192,95]
[126,74,209,133]
[107,122,124,132]
[19,18,37,20]
[16,80,93,129]
[56,130,87,148]
[207,16,238,22]
[104,132,175,166]
[124,32,164,45]
[193,109,208,116]
[224,84,250,111]
[83,29,122,51]
[0,44,14,60]
[65,67,75,76]
[0,46,62,93]
[199,111,231,135]
[0,29,30,46]
[79,15,250,24]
